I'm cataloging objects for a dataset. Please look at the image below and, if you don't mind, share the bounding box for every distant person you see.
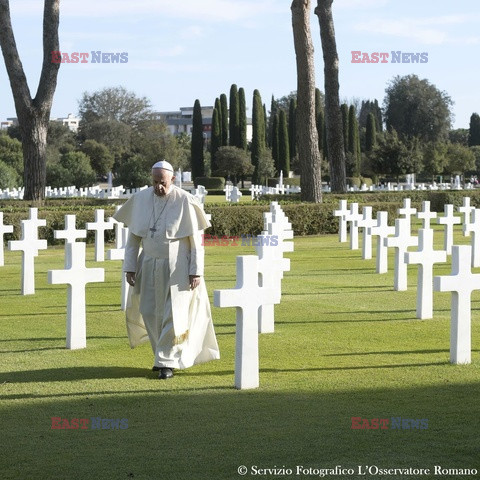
[114,161,220,379]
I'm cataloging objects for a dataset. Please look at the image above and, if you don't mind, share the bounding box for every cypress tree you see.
[267,95,278,147]
[229,84,239,147]
[220,93,228,146]
[468,113,480,146]
[315,88,324,155]
[190,99,204,180]
[238,87,247,150]
[263,103,268,146]
[251,89,265,183]
[272,113,279,172]
[348,105,360,176]
[214,97,222,148]
[374,99,383,132]
[210,107,221,173]
[278,109,290,176]
[365,112,377,152]
[288,97,297,161]
[341,103,349,154]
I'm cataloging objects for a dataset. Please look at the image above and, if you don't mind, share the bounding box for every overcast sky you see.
[0,0,478,129]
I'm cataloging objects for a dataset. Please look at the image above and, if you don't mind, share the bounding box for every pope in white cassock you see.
[113,161,220,380]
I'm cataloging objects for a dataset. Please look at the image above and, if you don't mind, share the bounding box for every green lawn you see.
[0,230,479,480]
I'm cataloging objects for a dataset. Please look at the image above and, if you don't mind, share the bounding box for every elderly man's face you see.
[152,168,175,196]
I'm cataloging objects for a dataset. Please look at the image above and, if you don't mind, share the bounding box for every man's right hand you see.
[126,272,136,286]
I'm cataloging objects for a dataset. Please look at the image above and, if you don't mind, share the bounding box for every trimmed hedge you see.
[2,189,480,245]
[194,177,225,189]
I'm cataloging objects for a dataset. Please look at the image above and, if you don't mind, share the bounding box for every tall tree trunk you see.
[0,0,60,203]
[291,0,322,203]
[315,0,347,193]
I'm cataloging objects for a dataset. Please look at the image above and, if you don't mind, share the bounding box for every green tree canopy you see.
[80,139,114,177]
[0,132,23,177]
[46,151,96,188]
[0,161,21,189]
[445,143,476,175]
[78,86,153,127]
[214,146,253,184]
[383,74,453,143]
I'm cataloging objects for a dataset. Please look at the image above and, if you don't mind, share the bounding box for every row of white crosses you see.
[334,196,479,365]
[214,202,293,390]
[1,208,129,350]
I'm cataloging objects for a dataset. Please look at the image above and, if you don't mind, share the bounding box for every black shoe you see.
[159,368,174,380]
[152,366,161,371]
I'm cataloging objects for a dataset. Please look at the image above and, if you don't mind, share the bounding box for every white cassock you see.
[113,185,220,369]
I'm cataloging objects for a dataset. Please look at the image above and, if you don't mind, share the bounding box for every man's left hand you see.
[189,275,200,289]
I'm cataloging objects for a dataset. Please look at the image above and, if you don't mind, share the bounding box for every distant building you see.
[155,106,252,142]
[0,118,16,130]
[53,113,80,132]
[1,114,80,133]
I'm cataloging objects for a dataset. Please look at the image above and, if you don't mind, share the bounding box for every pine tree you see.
[278,109,290,176]
[210,107,221,173]
[229,84,239,147]
[251,89,265,183]
[288,97,297,160]
[190,99,204,180]
[220,93,228,146]
[238,87,247,150]
[365,112,377,152]
[468,113,480,146]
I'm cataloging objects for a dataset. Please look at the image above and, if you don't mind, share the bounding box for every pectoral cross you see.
[149,227,156,238]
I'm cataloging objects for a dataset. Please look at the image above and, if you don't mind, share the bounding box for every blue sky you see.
[0,0,478,129]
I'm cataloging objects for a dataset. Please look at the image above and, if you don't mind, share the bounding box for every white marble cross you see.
[358,206,376,260]
[0,212,14,267]
[398,198,417,231]
[464,208,480,267]
[224,184,233,202]
[230,187,243,203]
[433,245,480,364]
[106,226,130,311]
[368,211,395,274]
[405,228,447,319]
[345,203,362,250]
[86,209,114,262]
[385,217,418,291]
[334,200,349,243]
[416,200,437,229]
[54,214,87,267]
[265,219,294,255]
[255,239,288,333]
[48,242,105,349]
[213,255,276,389]
[8,208,47,295]
[437,204,461,255]
[458,196,474,236]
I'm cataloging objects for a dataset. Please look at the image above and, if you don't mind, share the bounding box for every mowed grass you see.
[0,225,479,480]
